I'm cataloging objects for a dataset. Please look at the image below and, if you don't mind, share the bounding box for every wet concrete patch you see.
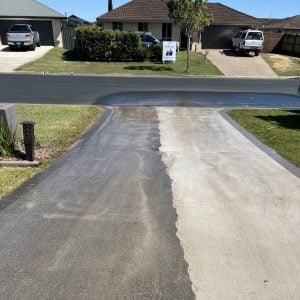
[0,107,194,299]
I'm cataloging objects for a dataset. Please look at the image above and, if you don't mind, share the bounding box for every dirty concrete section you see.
[0,107,194,299]
[157,107,300,299]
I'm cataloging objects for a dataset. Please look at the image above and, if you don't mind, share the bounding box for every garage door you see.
[202,25,244,49]
[0,20,54,45]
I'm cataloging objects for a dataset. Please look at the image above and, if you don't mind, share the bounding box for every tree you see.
[167,0,212,72]
[108,0,113,11]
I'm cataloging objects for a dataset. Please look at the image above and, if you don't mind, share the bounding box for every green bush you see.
[0,121,17,157]
[151,44,163,62]
[133,46,150,62]
[75,25,144,62]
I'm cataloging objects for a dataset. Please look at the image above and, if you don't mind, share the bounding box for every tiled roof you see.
[263,15,300,30]
[98,0,263,25]
[0,0,66,18]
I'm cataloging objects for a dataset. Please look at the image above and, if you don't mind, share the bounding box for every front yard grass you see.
[0,104,103,198]
[261,53,300,76]
[229,109,300,168]
[17,47,223,76]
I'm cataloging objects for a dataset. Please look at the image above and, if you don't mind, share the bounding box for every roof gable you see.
[264,15,300,30]
[98,0,263,25]
[0,0,66,18]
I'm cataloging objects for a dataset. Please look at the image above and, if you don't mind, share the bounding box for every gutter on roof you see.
[0,16,67,20]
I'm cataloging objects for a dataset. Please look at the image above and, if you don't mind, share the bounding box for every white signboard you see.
[162,41,177,63]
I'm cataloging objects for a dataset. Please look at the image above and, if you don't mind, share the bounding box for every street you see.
[0,74,299,106]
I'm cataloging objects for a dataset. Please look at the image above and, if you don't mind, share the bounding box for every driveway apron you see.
[0,46,52,72]
[0,107,194,299]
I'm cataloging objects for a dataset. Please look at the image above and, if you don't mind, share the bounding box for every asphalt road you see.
[0,74,299,107]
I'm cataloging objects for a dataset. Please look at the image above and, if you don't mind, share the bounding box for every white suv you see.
[232,30,264,56]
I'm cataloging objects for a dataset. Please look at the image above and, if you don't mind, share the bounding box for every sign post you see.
[162,41,177,64]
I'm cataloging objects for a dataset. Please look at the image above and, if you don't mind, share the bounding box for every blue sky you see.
[40,0,300,22]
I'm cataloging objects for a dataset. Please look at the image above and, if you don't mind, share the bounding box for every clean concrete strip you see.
[157,107,300,299]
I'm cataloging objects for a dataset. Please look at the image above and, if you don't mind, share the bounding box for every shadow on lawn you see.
[63,50,79,61]
[256,110,300,130]
[123,65,174,72]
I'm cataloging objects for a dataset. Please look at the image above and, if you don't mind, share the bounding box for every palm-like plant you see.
[0,121,17,157]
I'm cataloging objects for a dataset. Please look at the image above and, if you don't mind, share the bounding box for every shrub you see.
[133,46,149,62]
[0,121,17,157]
[151,43,163,62]
[75,25,142,62]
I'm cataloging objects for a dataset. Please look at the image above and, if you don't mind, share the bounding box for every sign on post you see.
[162,41,177,63]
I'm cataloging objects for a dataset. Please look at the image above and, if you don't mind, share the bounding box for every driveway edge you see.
[0,107,114,211]
[220,109,300,179]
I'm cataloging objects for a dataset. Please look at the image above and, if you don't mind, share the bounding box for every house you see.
[262,16,300,55]
[67,15,91,27]
[263,15,300,34]
[0,0,67,46]
[97,0,264,49]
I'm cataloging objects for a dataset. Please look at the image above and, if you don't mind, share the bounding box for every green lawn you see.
[229,109,300,168]
[17,47,223,76]
[0,104,103,197]
[262,53,300,76]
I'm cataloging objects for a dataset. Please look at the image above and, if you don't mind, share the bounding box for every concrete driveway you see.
[206,49,277,77]
[0,45,52,72]
[0,106,299,299]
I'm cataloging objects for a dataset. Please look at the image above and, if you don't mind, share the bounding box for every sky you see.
[40,0,300,22]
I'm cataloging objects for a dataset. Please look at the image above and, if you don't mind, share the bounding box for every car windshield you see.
[246,32,263,40]
[9,25,30,33]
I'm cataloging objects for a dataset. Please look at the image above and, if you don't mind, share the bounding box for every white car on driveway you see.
[6,24,40,51]
[232,29,264,56]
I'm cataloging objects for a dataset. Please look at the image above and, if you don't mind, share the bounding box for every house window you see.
[112,22,123,31]
[138,22,148,32]
[162,23,172,41]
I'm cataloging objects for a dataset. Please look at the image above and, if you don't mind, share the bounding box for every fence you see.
[263,32,300,56]
[262,32,283,53]
[280,34,300,56]
[62,27,75,50]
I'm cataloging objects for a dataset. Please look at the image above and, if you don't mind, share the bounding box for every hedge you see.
[75,25,147,62]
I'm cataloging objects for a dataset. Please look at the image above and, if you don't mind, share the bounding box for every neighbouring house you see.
[97,0,264,49]
[0,0,67,46]
[262,15,300,34]
[67,15,91,27]
[262,16,300,56]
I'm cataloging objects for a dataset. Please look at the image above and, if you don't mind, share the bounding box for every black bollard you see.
[21,121,36,161]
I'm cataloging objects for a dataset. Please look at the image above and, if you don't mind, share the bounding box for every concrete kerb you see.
[0,70,299,80]
[220,108,300,179]
[0,160,40,167]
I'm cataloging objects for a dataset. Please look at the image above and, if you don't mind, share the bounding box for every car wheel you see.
[37,42,41,47]
[30,44,36,51]
[9,45,15,51]
[255,50,260,56]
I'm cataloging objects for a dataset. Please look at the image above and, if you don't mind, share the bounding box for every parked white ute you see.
[232,29,264,56]
[6,24,40,51]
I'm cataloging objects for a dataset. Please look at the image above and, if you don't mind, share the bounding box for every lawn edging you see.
[220,108,300,178]
[0,105,109,204]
